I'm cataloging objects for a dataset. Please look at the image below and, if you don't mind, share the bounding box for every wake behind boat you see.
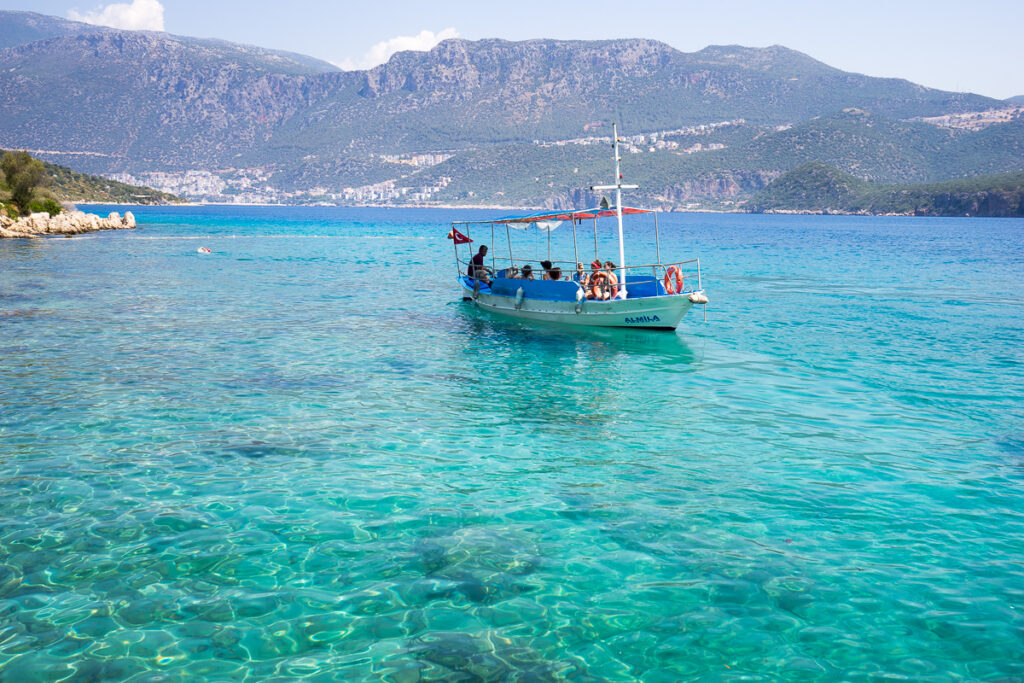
[448,125,708,330]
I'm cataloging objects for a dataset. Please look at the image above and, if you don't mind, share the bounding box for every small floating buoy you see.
[197,247,211,254]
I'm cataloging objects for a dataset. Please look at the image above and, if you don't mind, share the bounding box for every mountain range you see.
[1,10,1021,210]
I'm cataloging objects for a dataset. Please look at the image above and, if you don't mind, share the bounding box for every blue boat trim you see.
[463,274,682,301]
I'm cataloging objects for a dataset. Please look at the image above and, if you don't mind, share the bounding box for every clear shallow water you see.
[1,205,1023,681]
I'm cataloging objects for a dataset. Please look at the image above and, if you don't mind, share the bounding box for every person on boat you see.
[575,262,587,286]
[468,245,493,285]
[604,260,621,299]
[520,264,534,280]
[540,261,563,281]
[587,260,604,299]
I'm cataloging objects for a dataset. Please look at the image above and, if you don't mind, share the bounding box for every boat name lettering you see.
[625,315,661,324]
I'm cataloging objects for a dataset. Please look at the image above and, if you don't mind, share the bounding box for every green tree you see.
[1,151,51,213]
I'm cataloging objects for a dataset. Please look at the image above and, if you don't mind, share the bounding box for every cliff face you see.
[330,37,997,153]
[910,189,1024,217]
[656,171,779,204]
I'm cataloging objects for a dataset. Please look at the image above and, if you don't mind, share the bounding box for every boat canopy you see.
[454,206,653,226]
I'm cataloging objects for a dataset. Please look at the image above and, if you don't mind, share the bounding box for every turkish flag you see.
[447,228,472,244]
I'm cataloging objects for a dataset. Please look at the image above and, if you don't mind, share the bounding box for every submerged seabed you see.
[2,206,1023,681]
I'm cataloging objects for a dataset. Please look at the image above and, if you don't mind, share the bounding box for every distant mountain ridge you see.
[0,10,1020,210]
[0,10,104,48]
[0,10,340,70]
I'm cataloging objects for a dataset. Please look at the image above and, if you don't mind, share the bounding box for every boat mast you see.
[591,123,638,299]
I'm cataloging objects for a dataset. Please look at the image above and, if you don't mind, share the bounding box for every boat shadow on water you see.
[447,301,705,444]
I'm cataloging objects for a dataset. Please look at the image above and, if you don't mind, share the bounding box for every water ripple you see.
[1,208,1023,680]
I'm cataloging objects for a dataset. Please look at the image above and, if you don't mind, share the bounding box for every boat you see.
[448,125,708,330]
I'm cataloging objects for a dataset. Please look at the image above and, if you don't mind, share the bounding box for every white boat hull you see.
[461,282,696,329]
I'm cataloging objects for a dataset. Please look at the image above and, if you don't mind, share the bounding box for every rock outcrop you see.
[0,210,135,238]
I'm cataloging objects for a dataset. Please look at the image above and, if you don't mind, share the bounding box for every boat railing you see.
[458,256,703,293]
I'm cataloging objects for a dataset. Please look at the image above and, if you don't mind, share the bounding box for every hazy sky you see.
[6,0,1023,99]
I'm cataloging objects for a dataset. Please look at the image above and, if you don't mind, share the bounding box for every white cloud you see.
[334,28,459,71]
[69,0,165,31]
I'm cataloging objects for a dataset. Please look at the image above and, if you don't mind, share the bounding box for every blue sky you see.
[6,0,1023,99]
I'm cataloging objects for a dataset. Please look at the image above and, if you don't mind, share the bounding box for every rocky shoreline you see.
[0,210,135,238]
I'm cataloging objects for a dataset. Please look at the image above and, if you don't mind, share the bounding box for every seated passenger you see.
[468,245,493,285]
[586,259,603,299]
[604,260,621,299]
[540,260,554,280]
[520,264,534,280]
[575,262,587,285]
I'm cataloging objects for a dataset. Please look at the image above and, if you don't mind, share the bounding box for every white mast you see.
[590,123,638,299]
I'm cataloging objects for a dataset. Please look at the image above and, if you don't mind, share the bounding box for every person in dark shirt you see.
[469,245,493,285]
[540,260,562,281]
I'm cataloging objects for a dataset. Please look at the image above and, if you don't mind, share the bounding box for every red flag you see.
[447,228,472,244]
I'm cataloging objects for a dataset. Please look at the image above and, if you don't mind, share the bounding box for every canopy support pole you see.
[613,124,626,299]
[571,217,579,276]
[593,218,598,261]
[505,223,513,273]
[654,212,662,269]
[491,222,495,274]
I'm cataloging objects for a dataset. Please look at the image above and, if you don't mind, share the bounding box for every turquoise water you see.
[2,205,1023,681]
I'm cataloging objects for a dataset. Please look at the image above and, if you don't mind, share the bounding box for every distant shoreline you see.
[69,201,872,216]
[74,200,749,213]
[71,202,1020,218]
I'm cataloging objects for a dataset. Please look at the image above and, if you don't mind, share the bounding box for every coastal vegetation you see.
[0,149,180,216]
[0,150,61,217]
[43,159,182,206]
[749,162,1024,216]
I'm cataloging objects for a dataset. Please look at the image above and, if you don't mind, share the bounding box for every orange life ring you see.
[606,271,619,300]
[589,271,609,299]
[664,266,683,294]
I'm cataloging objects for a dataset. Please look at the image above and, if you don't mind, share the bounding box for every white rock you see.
[1,209,138,238]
